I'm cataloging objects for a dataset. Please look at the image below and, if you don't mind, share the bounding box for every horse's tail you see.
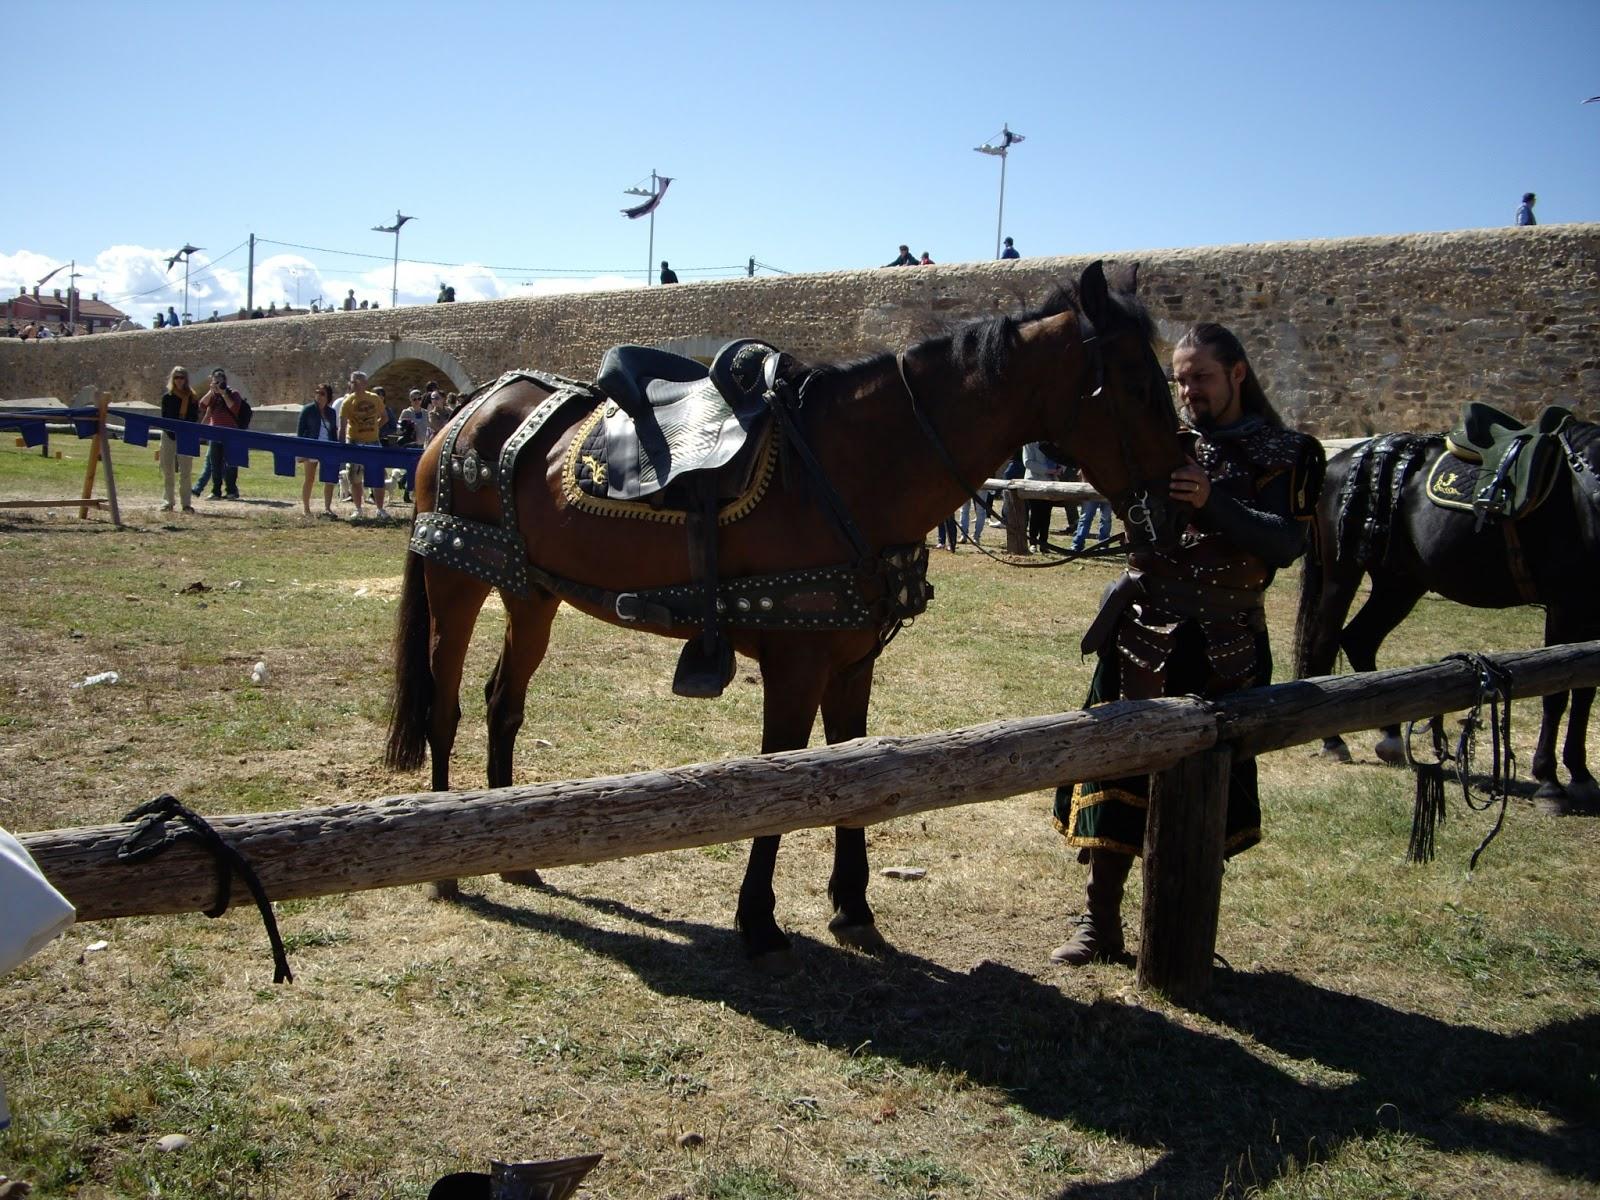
[385,549,433,771]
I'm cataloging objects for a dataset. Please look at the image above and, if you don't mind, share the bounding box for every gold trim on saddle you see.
[560,405,779,526]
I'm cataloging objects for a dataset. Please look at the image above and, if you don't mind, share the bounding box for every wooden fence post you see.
[1137,745,1231,1005]
[1005,486,1029,554]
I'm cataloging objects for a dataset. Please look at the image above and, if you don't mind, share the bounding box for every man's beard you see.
[1188,381,1240,432]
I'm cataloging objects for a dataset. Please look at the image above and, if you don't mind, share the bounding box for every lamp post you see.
[622,171,672,285]
[36,260,82,329]
[164,244,202,322]
[974,124,1025,260]
[372,210,415,308]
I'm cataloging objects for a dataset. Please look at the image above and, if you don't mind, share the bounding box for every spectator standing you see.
[659,261,679,285]
[1516,192,1537,226]
[1072,496,1113,551]
[1022,441,1068,552]
[399,390,428,446]
[426,390,451,441]
[919,251,934,265]
[1000,236,1020,260]
[338,371,389,519]
[298,383,340,517]
[195,368,243,500]
[158,366,199,512]
[884,244,917,267]
[166,306,180,327]
[343,289,357,311]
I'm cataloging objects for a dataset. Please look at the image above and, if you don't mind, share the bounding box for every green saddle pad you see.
[1432,403,1573,522]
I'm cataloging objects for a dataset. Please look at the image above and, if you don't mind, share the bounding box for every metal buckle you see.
[615,593,642,621]
[1125,488,1159,544]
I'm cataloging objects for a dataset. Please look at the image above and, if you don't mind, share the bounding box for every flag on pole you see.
[622,177,673,219]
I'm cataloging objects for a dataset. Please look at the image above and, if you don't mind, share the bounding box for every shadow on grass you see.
[461,887,1599,1198]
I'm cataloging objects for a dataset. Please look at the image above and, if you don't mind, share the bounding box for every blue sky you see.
[4,0,1596,324]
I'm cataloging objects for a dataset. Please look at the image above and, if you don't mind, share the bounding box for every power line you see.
[98,239,250,306]
[255,236,742,277]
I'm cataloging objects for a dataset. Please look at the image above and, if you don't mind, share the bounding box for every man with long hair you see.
[1051,322,1325,966]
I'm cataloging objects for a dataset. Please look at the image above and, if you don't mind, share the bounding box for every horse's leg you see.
[1561,687,1600,812]
[1339,572,1427,765]
[1302,553,1365,763]
[820,659,887,955]
[737,646,828,970]
[1531,689,1571,815]
[422,567,493,901]
[486,589,561,885]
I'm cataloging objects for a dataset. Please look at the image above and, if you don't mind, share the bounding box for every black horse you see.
[1294,424,1600,813]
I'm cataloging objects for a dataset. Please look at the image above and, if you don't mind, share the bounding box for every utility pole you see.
[371,210,415,307]
[748,256,755,278]
[246,233,255,315]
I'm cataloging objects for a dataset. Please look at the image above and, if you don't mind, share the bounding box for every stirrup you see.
[1049,913,1124,966]
[672,635,736,699]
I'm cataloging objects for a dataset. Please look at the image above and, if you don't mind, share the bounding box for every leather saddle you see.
[589,338,778,503]
[1430,402,1574,525]
[588,338,785,700]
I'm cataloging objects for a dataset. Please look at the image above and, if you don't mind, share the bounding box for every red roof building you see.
[5,286,129,334]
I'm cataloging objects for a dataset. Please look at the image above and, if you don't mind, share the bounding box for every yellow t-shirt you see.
[341,392,387,443]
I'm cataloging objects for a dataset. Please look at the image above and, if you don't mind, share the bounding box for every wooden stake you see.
[1137,745,1231,1006]
[77,399,102,520]
[96,393,121,528]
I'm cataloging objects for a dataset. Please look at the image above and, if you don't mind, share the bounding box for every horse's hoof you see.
[830,920,891,956]
[1316,738,1353,764]
[1564,779,1600,814]
[1374,735,1407,767]
[749,947,801,977]
[498,869,544,888]
[1533,783,1570,817]
[424,878,461,902]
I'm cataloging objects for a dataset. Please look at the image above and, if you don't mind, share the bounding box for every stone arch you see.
[353,339,473,398]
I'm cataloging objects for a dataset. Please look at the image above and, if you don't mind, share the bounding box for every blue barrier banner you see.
[1,407,424,486]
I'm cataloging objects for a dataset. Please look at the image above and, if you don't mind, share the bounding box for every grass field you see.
[1,443,1596,1199]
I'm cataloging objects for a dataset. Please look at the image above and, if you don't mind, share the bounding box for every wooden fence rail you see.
[20,640,1600,1003]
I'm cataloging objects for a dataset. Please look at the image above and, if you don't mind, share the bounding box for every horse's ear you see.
[1078,260,1111,324]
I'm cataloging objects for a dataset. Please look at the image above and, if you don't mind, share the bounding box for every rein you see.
[892,317,1158,570]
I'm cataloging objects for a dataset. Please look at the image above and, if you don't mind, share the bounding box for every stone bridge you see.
[2,226,1595,437]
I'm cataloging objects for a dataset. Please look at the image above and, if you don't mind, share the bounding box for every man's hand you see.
[1169,459,1211,507]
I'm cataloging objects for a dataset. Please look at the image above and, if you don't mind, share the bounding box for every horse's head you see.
[1033,261,1189,548]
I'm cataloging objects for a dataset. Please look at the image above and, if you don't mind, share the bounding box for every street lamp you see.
[37,260,82,328]
[974,124,1025,260]
[164,244,202,322]
[371,210,415,308]
[622,171,672,285]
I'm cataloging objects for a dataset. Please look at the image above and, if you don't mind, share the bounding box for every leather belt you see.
[1080,568,1265,655]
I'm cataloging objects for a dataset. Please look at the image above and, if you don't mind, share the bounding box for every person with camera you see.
[194,367,244,500]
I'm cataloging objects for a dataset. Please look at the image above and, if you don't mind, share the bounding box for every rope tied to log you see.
[1403,654,1516,869]
[117,794,294,983]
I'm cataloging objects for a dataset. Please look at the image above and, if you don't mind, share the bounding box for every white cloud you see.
[1,245,644,327]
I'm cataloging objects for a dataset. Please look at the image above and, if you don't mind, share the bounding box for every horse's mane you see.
[792,283,1155,401]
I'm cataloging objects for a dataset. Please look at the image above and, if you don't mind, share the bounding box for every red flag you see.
[622,177,672,219]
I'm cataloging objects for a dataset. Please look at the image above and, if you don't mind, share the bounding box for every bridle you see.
[895,312,1183,568]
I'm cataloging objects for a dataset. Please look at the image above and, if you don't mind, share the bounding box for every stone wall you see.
[2,226,1595,437]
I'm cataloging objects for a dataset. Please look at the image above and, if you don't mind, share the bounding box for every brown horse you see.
[385,261,1187,966]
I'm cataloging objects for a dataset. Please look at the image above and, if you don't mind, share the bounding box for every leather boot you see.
[1050,850,1133,965]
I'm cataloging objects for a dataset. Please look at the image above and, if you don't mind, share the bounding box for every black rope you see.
[1442,653,1516,871]
[117,794,294,983]
[1403,655,1516,871]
